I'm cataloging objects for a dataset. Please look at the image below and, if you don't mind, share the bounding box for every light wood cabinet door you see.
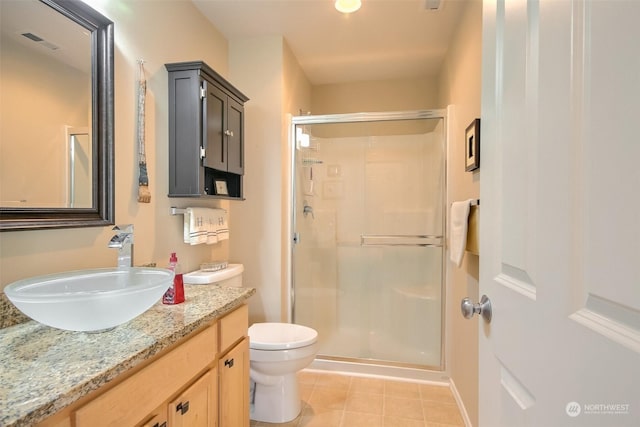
[140,411,167,427]
[219,304,248,353]
[218,336,249,427]
[169,369,217,427]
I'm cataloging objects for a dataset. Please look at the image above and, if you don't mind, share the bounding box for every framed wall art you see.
[214,180,229,196]
[465,118,480,172]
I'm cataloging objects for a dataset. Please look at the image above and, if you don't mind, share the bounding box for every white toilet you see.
[248,322,318,423]
[183,264,319,423]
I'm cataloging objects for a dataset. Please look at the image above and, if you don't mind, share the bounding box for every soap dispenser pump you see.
[163,252,185,304]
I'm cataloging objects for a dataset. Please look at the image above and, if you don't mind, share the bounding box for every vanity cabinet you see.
[73,325,217,427]
[166,61,249,200]
[36,304,250,427]
[218,305,250,427]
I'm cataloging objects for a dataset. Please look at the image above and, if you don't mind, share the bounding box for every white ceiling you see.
[192,0,467,85]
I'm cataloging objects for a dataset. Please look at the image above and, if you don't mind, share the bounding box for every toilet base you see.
[250,373,301,423]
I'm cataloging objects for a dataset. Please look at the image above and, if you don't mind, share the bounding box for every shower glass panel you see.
[292,113,445,369]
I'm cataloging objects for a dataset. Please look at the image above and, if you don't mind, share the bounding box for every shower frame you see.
[287,109,448,371]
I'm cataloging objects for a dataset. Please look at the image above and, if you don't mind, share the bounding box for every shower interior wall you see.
[293,118,445,368]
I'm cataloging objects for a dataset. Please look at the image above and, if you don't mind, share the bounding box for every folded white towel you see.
[450,199,474,267]
[215,210,229,242]
[184,208,209,245]
[203,209,226,244]
[206,215,218,245]
[182,207,228,245]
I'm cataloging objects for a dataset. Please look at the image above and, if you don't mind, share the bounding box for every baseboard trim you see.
[449,377,473,427]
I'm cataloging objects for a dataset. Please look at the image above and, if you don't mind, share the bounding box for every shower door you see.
[292,112,446,369]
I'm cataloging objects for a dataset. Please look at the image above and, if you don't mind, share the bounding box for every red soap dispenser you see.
[163,252,185,304]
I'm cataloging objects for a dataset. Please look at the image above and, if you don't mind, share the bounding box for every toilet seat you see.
[249,323,317,350]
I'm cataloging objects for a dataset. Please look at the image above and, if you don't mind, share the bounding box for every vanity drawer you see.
[219,304,248,353]
[74,325,216,427]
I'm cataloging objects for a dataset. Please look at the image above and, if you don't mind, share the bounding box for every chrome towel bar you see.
[170,207,227,215]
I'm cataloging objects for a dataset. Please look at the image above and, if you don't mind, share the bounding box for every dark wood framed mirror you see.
[0,0,114,231]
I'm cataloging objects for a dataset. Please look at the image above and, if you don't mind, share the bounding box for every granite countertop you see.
[0,285,255,427]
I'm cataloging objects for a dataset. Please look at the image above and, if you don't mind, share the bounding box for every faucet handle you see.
[111,224,134,245]
[112,224,134,234]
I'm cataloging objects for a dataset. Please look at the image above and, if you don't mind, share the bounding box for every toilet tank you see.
[183,264,244,287]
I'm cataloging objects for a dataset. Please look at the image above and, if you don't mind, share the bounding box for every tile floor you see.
[250,370,466,427]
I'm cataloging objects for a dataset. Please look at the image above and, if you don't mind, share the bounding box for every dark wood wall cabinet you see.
[166,61,249,200]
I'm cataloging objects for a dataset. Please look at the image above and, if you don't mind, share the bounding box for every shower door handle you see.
[360,234,443,247]
[461,295,492,323]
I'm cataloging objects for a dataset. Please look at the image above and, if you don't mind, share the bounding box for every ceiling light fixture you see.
[335,0,361,14]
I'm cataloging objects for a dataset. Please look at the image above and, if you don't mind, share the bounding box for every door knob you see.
[461,295,492,322]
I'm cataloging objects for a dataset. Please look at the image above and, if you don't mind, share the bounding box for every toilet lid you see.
[248,323,318,350]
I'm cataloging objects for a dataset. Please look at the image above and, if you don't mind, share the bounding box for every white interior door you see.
[479,1,640,426]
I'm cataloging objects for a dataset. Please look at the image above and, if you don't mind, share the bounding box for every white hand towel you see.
[450,199,474,267]
[206,213,218,245]
[215,209,229,242]
[184,208,208,245]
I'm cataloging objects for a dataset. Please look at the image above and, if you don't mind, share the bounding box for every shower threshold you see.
[309,356,448,384]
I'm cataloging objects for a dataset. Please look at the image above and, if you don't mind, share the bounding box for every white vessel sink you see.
[4,267,174,332]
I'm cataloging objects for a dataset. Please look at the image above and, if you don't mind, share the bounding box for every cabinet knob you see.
[176,401,190,415]
[224,358,234,368]
[224,130,234,137]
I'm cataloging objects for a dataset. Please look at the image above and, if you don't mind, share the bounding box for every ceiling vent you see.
[424,0,443,11]
[21,32,59,50]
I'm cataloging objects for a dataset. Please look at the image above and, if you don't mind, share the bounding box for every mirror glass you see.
[1,0,91,208]
[0,0,114,230]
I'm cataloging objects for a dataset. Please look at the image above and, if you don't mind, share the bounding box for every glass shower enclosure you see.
[290,111,446,370]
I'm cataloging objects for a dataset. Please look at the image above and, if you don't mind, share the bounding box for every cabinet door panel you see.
[203,81,226,171]
[169,370,216,427]
[139,410,167,427]
[226,98,244,175]
[168,70,203,196]
[219,337,249,427]
[219,304,248,352]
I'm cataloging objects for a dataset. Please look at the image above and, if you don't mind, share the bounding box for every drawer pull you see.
[225,358,234,368]
[176,401,190,415]
[152,423,167,427]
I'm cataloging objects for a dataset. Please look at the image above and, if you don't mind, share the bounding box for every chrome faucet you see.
[302,200,314,219]
[108,224,134,268]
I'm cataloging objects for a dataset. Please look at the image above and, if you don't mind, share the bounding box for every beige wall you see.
[228,37,312,324]
[312,75,439,114]
[0,0,232,288]
[437,0,483,425]
[227,36,284,324]
[281,42,313,320]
